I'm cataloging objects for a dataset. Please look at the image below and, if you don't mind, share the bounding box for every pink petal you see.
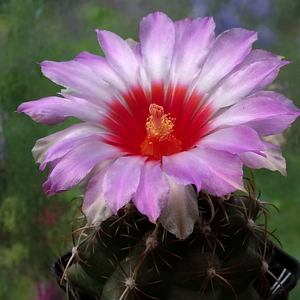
[235,49,281,66]
[159,177,199,239]
[162,151,210,192]
[83,161,114,227]
[171,17,215,84]
[244,92,300,136]
[198,125,264,154]
[96,30,140,86]
[43,138,122,196]
[32,123,99,163]
[196,28,257,93]
[84,198,113,228]
[211,91,300,135]
[17,95,103,125]
[207,57,288,109]
[40,60,114,103]
[132,160,169,222]
[79,160,112,194]
[74,51,128,93]
[103,156,147,214]
[239,141,286,175]
[230,50,287,92]
[193,148,245,196]
[173,18,191,40]
[140,12,175,80]
[32,123,101,165]
[125,40,149,90]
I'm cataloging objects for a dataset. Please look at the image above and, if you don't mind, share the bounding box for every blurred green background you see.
[0,0,299,299]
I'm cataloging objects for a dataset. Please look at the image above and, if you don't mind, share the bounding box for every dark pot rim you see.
[266,245,300,300]
[51,244,300,300]
[51,251,81,300]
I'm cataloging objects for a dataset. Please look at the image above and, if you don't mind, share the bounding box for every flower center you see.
[140,103,182,159]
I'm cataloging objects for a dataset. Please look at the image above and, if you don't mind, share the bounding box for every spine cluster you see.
[62,185,283,300]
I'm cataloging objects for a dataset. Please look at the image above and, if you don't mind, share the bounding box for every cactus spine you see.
[63,184,281,300]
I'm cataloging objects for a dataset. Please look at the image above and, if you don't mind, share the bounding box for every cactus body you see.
[65,191,277,300]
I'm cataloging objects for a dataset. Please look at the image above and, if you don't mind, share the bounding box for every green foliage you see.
[0,272,35,300]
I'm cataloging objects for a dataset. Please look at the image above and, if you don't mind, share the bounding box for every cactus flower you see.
[18,12,300,238]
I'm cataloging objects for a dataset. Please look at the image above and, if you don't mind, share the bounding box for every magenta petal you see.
[193,148,245,196]
[82,161,114,227]
[74,51,128,93]
[83,197,113,228]
[43,138,122,196]
[235,49,280,66]
[103,156,147,214]
[199,125,264,154]
[159,178,199,239]
[33,123,102,170]
[207,58,288,109]
[230,50,288,93]
[96,30,140,86]
[40,60,114,102]
[196,28,257,93]
[171,17,215,84]
[211,93,287,128]
[132,160,169,222]
[173,18,191,40]
[17,95,102,125]
[239,141,286,175]
[140,12,175,80]
[211,91,300,136]
[231,49,282,70]
[162,151,210,192]
[243,92,300,136]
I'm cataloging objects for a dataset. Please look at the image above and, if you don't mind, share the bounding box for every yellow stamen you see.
[141,104,182,159]
[147,104,174,139]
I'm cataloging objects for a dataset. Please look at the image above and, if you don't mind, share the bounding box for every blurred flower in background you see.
[37,204,62,226]
[189,0,278,45]
[34,281,64,300]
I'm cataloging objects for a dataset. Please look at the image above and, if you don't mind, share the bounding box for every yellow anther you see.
[141,103,182,159]
[146,104,174,140]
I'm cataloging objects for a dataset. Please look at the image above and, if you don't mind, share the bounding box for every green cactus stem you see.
[62,189,282,300]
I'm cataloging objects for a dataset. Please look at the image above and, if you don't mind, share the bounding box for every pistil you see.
[141,103,182,159]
